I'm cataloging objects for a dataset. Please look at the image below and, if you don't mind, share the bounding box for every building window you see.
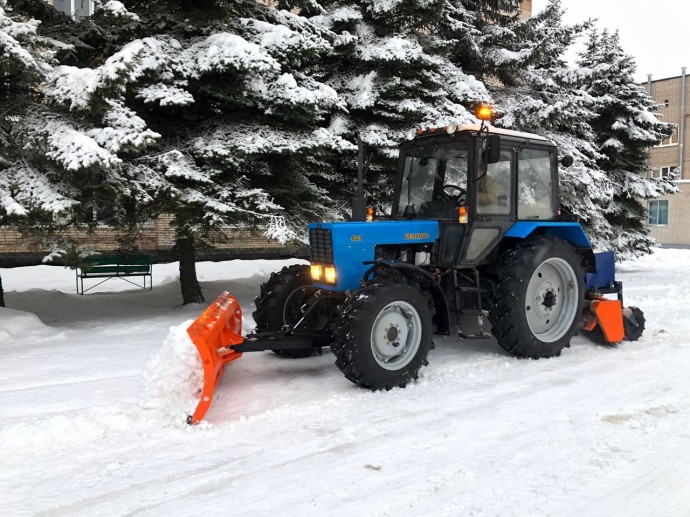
[648,200,669,225]
[645,165,676,179]
[658,124,679,147]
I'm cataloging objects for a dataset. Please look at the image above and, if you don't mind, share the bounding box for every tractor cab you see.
[393,123,560,268]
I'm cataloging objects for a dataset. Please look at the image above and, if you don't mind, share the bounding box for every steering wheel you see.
[442,184,466,202]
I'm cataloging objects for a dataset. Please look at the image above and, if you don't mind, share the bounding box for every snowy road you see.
[1,250,689,516]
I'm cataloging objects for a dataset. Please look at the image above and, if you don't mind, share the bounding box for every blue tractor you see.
[186,117,647,423]
[245,120,645,391]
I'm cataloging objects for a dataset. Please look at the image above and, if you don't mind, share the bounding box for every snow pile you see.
[139,321,205,424]
[0,317,209,461]
[0,322,209,458]
[0,404,141,456]
[0,307,54,343]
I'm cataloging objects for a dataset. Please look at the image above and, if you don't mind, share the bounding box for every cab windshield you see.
[396,143,469,219]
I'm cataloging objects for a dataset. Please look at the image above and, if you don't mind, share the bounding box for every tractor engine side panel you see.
[308,221,440,292]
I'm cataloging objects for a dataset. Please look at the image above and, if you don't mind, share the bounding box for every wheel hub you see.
[370,301,422,370]
[386,326,400,345]
[542,290,557,309]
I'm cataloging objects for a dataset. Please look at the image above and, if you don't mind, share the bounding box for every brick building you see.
[644,71,690,246]
[0,216,295,268]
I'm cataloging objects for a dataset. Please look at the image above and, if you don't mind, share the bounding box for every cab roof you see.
[409,123,550,143]
[456,123,549,142]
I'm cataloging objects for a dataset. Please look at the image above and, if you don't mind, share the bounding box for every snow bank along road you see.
[1,250,689,516]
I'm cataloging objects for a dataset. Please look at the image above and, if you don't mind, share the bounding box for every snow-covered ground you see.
[1,249,689,516]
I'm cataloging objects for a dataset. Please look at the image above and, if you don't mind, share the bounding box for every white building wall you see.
[52,0,94,18]
[52,0,73,17]
[74,0,94,18]
[646,74,690,246]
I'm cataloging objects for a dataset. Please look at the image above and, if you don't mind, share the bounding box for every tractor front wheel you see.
[253,264,326,358]
[332,276,434,390]
[489,237,585,358]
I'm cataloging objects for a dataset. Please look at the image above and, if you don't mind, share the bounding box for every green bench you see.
[76,255,153,294]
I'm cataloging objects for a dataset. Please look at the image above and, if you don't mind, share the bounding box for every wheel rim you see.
[370,301,422,370]
[283,286,316,326]
[525,257,579,343]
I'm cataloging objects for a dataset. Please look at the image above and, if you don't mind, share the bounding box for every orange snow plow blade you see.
[186,291,244,424]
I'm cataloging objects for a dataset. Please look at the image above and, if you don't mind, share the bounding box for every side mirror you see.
[561,155,574,168]
[486,135,501,164]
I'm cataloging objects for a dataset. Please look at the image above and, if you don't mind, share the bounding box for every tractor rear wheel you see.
[332,276,434,390]
[253,264,325,358]
[488,237,585,358]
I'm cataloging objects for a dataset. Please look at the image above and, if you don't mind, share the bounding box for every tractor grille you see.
[309,228,334,264]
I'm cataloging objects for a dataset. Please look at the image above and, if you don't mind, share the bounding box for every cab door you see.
[457,142,516,267]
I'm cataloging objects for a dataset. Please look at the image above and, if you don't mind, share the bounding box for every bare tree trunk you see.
[0,274,4,307]
[176,236,204,305]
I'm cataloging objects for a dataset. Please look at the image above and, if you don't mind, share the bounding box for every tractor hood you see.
[308,220,440,291]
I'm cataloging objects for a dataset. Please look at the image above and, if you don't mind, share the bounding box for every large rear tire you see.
[488,237,585,358]
[252,264,325,358]
[332,276,434,390]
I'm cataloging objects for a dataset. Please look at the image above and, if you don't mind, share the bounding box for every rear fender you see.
[505,221,595,273]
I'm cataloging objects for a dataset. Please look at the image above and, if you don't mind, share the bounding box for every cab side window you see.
[518,149,555,219]
[477,150,512,215]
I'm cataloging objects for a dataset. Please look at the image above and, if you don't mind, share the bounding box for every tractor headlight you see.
[311,264,337,284]
[447,121,458,135]
[324,266,337,284]
[406,128,417,141]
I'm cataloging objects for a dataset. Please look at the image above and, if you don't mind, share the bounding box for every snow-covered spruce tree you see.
[578,28,676,259]
[438,0,524,82]
[487,0,617,249]
[287,0,491,211]
[35,0,348,304]
[0,3,78,306]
